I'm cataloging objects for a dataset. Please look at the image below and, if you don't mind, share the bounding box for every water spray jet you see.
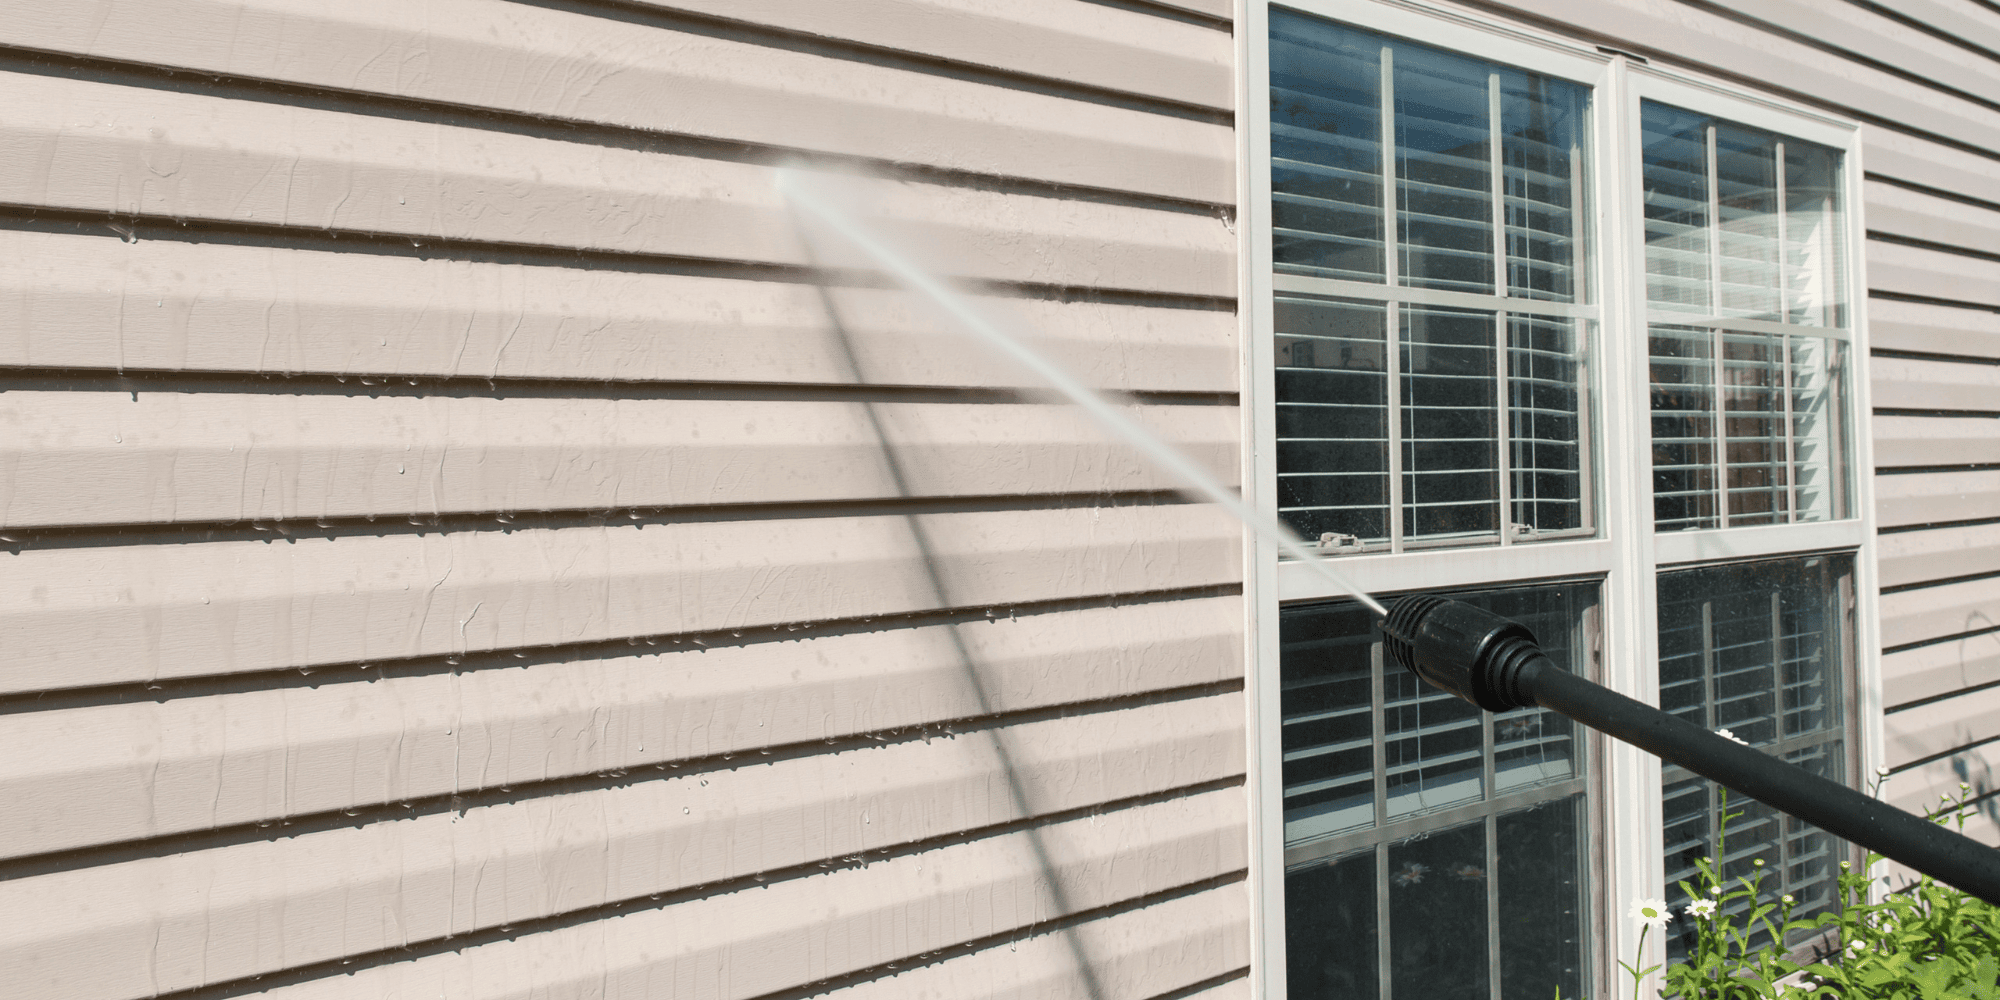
[775,167,1389,618]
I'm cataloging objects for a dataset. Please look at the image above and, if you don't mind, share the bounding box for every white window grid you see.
[1239,3,1884,999]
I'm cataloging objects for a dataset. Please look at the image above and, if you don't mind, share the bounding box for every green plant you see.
[1603,779,2000,999]
[1788,783,2000,1000]
[1662,788,1814,998]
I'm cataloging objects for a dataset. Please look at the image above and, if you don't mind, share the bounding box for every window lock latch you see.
[1316,532,1363,553]
[1509,522,1539,539]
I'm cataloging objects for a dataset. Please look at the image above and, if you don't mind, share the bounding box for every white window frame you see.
[1236,2,1883,997]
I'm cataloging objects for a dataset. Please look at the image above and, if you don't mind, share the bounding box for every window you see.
[1659,555,1856,960]
[1642,105,1853,531]
[1245,3,1875,999]
[1281,583,1596,1000]
[1270,9,1594,552]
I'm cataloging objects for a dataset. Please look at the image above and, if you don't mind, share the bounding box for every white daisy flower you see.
[1686,898,1718,919]
[1630,898,1673,929]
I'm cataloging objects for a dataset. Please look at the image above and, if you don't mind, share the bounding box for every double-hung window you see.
[1245,3,1875,998]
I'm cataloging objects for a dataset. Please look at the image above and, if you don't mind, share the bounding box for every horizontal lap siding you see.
[0,2,1245,999]
[1486,0,2000,848]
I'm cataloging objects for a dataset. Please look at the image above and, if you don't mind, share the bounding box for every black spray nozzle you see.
[1383,595,1553,713]
[1381,593,2000,904]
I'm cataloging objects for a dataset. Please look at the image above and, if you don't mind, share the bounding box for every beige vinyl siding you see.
[1480,0,2000,847]
[0,3,1245,1000]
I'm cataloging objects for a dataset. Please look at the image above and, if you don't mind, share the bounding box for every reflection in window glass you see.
[1395,46,1494,294]
[1281,583,1593,1000]
[1270,12,1586,297]
[1658,555,1854,961]
[1642,101,1850,531]
[1641,102,1845,325]
[1649,326,1850,530]
[1271,21,1385,283]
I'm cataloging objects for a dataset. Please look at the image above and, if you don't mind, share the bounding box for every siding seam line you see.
[1877,515,2000,534]
[1884,731,2000,777]
[0,205,1237,309]
[0,681,1248,882]
[0,491,1207,553]
[0,582,1245,715]
[1886,675,2000,716]
[1843,0,2000,70]
[1884,622,2000,656]
[1873,409,2000,419]
[1871,348,2000,366]
[0,368,1241,406]
[1865,171,2000,216]
[0,45,1232,215]
[1073,0,1233,31]
[1141,966,1254,1000]
[1449,0,2000,166]
[1669,0,2000,117]
[497,0,1234,121]
[1869,289,2000,315]
[737,871,1252,1000]
[1880,568,2000,596]
[126,787,1252,1000]
[1869,230,2000,266]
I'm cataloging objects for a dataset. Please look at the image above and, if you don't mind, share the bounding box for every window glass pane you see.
[1784,143,1845,328]
[1281,601,1380,844]
[1649,324,1718,531]
[1649,323,1850,530]
[1658,555,1853,962]
[1715,123,1782,321]
[1385,641,1486,817]
[1641,99,1847,325]
[1498,798,1588,1000]
[1509,315,1585,534]
[1643,102,1713,315]
[1721,330,1789,526]
[1395,47,1493,294]
[1286,849,1379,999]
[1791,337,1850,521]
[1271,10,1385,282]
[1644,102,1847,324]
[1388,820,1489,995]
[1501,72,1587,302]
[1401,306,1499,544]
[1281,583,1594,1000]
[1479,587,1582,792]
[1268,11,1588,301]
[1277,298,1391,544]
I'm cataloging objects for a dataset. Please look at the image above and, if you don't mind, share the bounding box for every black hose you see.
[1384,595,2000,906]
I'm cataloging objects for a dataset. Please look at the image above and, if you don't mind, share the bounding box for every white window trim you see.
[1235,2,1882,997]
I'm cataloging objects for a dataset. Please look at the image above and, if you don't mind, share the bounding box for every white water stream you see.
[776,169,1388,618]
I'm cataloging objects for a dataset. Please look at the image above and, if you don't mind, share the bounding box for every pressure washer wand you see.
[1384,595,2000,906]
